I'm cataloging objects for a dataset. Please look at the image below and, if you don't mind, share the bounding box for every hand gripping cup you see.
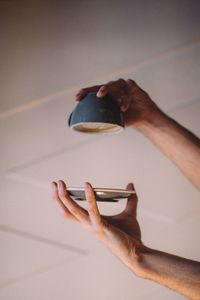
[68,92,124,134]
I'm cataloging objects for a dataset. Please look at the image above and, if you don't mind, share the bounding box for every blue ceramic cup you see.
[68,92,124,133]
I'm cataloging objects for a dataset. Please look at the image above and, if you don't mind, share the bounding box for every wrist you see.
[127,243,153,278]
[126,98,168,130]
[134,109,169,133]
[128,244,164,280]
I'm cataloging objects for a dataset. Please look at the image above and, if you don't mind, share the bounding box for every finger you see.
[51,182,78,222]
[96,85,108,97]
[75,89,86,101]
[127,79,139,89]
[124,182,138,216]
[103,79,130,108]
[120,95,131,112]
[97,79,126,99]
[75,85,103,101]
[84,182,103,232]
[57,180,89,224]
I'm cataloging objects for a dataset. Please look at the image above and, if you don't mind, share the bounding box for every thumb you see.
[124,182,138,216]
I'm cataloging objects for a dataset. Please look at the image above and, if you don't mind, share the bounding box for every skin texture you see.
[52,79,200,299]
[76,79,160,127]
[76,79,200,190]
[52,181,143,274]
[52,180,200,300]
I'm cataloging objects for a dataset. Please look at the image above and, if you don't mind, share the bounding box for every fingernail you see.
[84,182,92,193]
[84,182,89,189]
[58,180,62,191]
[97,86,106,97]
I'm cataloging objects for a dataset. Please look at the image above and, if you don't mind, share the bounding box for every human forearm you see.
[134,245,200,299]
[76,79,200,189]
[136,110,200,190]
[53,180,200,299]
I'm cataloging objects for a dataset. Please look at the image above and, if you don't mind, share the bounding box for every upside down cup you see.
[68,92,124,134]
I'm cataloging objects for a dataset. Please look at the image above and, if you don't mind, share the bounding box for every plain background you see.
[0,1,200,299]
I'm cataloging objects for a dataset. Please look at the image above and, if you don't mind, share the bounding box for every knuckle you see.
[127,79,137,89]
[117,78,126,85]
[127,78,136,84]
[92,225,104,235]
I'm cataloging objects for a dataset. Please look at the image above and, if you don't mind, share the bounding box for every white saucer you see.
[67,187,135,202]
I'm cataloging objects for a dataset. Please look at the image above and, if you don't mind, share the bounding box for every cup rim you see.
[70,122,124,134]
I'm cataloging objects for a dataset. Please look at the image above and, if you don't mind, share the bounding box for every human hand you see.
[52,180,144,275]
[76,79,161,127]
